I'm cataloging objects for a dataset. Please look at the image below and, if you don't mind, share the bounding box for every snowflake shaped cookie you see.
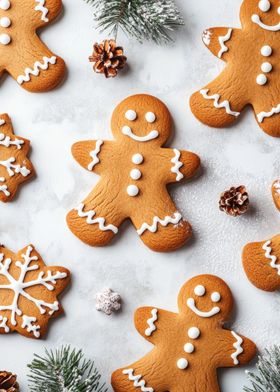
[0,0,65,92]
[0,244,70,339]
[0,114,34,202]
[96,288,121,315]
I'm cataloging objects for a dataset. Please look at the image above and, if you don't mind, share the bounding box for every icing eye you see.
[194,285,205,296]
[145,112,156,123]
[258,0,271,12]
[125,110,137,121]
[211,292,221,303]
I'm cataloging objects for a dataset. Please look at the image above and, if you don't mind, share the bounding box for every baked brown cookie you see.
[243,180,280,291]
[67,94,200,252]
[0,244,70,339]
[190,0,280,137]
[111,275,256,392]
[0,114,34,202]
[0,0,65,92]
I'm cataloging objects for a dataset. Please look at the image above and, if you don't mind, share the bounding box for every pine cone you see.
[219,185,249,217]
[89,39,127,78]
[0,371,19,392]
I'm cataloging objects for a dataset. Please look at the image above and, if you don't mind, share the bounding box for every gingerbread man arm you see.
[162,148,200,184]
[217,329,256,367]
[71,140,115,175]
[202,27,240,61]
[30,0,63,27]
[134,307,177,344]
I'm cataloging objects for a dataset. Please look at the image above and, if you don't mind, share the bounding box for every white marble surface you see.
[1,0,280,390]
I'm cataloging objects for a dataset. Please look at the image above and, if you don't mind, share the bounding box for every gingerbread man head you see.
[111,94,172,146]
[241,0,280,30]
[178,275,233,324]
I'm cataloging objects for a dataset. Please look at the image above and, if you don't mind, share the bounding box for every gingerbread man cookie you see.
[243,180,280,291]
[0,0,65,92]
[0,114,34,202]
[190,0,280,137]
[0,244,70,339]
[67,94,200,252]
[111,275,256,392]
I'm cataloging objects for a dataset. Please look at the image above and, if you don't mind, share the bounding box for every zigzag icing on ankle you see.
[200,89,240,117]
[137,212,182,236]
[75,203,118,234]
[17,56,57,84]
[262,240,280,275]
[257,103,280,123]
[218,28,232,58]
[122,369,154,392]
[35,0,49,22]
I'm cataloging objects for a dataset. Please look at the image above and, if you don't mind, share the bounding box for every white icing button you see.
[211,292,221,303]
[184,343,194,354]
[194,285,205,297]
[130,169,142,180]
[132,153,143,165]
[0,33,10,45]
[125,110,137,121]
[127,185,139,197]
[177,358,188,370]
[0,0,10,10]
[188,327,200,339]
[258,0,271,12]
[256,74,267,85]
[0,17,11,28]
[261,45,272,57]
[145,112,156,123]
[261,62,272,73]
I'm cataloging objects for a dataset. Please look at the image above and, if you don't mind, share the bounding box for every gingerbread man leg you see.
[252,100,280,137]
[131,195,191,252]
[190,70,246,128]
[66,182,125,247]
[112,354,167,392]
[7,36,65,92]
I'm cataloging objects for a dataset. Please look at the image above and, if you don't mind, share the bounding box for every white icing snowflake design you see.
[0,245,69,338]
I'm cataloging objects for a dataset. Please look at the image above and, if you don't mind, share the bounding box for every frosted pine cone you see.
[0,371,19,392]
[219,185,249,217]
[89,40,127,78]
[95,288,121,315]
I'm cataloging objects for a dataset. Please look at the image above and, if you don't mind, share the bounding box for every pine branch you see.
[244,346,280,392]
[84,0,184,44]
[27,346,108,392]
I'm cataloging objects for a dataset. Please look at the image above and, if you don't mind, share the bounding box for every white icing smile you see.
[122,126,159,142]
[251,14,280,31]
[187,298,220,318]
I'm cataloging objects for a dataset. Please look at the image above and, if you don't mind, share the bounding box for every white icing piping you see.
[200,89,240,117]
[202,29,212,46]
[251,14,280,31]
[145,308,158,336]
[122,127,159,142]
[122,369,154,392]
[0,157,30,177]
[17,56,57,85]
[231,331,243,365]
[218,28,232,58]
[21,315,40,338]
[137,212,182,236]
[0,119,5,126]
[0,133,24,149]
[0,177,10,197]
[0,246,67,333]
[0,315,9,333]
[171,149,184,181]
[186,298,220,318]
[262,240,280,275]
[257,103,280,123]
[35,0,49,22]
[75,203,118,234]
[274,180,280,195]
[88,140,104,171]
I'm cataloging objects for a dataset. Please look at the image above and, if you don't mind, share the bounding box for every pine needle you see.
[244,346,280,392]
[84,0,184,44]
[27,346,108,392]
